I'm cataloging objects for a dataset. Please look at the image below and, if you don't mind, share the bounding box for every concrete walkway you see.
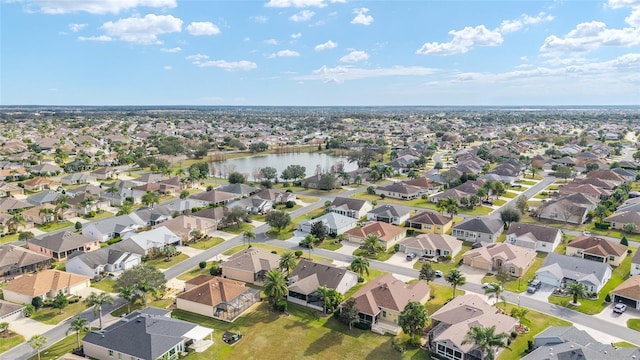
[9,317,56,339]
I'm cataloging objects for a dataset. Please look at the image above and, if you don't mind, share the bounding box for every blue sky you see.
[1,0,639,106]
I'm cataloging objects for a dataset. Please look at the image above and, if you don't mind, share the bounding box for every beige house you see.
[399,234,463,258]
[27,231,100,261]
[462,242,537,277]
[176,275,260,322]
[154,215,218,243]
[405,211,453,234]
[220,248,280,285]
[21,204,57,225]
[348,274,430,335]
[344,221,407,251]
[604,211,640,233]
[565,236,628,267]
[2,269,90,304]
[611,275,640,310]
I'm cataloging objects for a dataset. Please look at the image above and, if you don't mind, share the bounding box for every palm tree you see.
[445,197,458,219]
[79,196,96,214]
[141,191,160,208]
[279,252,297,274]
[0,321,9,335]
[461,325,511,360]
[350,256,370,278]
[314,285,335,314]
[118,286,141,314]
[38,208,54,224]
[28,334,48,360]
[55,195,71,221]
[243,230,256,248]
[84,292,114,329]
[305,238,315,259]
[362,235,384,256]
[137,280,157,306]
[263,269,288,310]
[484,282,505,308]
[7,213,25,233]
[565,281,588,305]
[445,269,466,299]
[179,190,190,199]
[66,316,88,350]
[106,186,119,195]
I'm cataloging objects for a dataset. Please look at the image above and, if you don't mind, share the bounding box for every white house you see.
[66,247,141,278]
[536,253,612,293]
[505,222,562,253]
[296,212,357,236]
[82,213,146,242]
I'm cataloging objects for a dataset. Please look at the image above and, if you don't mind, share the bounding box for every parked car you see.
[613,303,627,314]
[434,270,443,277]
[482,200,494,205]
[583,231,591,235]
[527,279,542,294]
[406,252,417,261]
[481,283,489,289]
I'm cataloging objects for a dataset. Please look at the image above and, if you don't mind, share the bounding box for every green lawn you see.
[425,282,466,316]
[519,180,537,186]
[413,243,472,275]
[145,253,189,269]
[482,252,547,293]
[177,261,219,281]
[548,248,636,314]
[220,223,255,235]
[628,318,640,331]
[28,334,77,360]
[518,214,589,232]
[110,298,174,317]
[292,207,326,224]
[295,194,321,203]
[174,303,428,360]
[0,333,25,354]
[587,226,640,242]
[189,237,225,250]
[494,199,507,206]
[265,224,296,240]
[31,301,89,325]
[36,221,74,232]
[222,243,332,264]
[0,233,19,245]
[91,278,117,293]
[317,239,343,251]
[502,191,518,199]
[497,304,572,360]
[273,204,302,212]
[351,192,440,210]
[353,248,395,262]
[83,211,114,220]
[614,341,638,348]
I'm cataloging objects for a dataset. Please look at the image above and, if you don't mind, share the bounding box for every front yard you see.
[222,243,333,264]
[27,334,76,360]
[145,253,189,269]
[628,318,640,332]
[91,277,117,293]
[36,221,74,232]
[413,243,473,275]
[189,237,225,250]
[177,261,219,281]
[482,252,547,293]
[31,301,89,325]
[0,332,25,354]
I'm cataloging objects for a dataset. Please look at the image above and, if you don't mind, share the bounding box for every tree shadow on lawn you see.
[303,328,346,358]
[363,338,428,360]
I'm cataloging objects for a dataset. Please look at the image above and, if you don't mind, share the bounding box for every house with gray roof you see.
[61,173,96,185]
[0,299,25,322]
[375,182,423,200]
[162,198,211,215]
[120,226,181,255]
[536,253,612,293]
[287,259,358,311]
[27,231,100,261]
[452,216,504,243]
[632,250,640,276]
[66,246,141,278]
[134,205,174,226]
[366,204,410,225]
[296,212,357,236]
[82,307,213,360]
[506,222,562,253]
[227,197,272,214]
[26,190,61,206]
[327,197,373,219]
[28,163,62,176]
[217,183,260,197]
[82,213,146,242]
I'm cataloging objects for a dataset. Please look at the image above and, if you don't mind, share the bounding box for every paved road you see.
[486,175,557,219]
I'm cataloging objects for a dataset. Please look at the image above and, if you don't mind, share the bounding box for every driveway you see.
[334,241,359,256]
[10,317,56,338]
[177,245,203,258]
[593,302,639,326]
[385,252,418,269]
[458,265,487,284]
[522,283,554,302]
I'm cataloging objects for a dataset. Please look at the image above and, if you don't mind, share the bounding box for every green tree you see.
[593,204,609,224]
[116,264,167,296]
[84,292,114,329]
[398,301,429,345]
[461,325,511,360]
[279,252,297,273]
[565,281,588,305]
[555,165,573,182]
[339,298,360,329]
[310,221,327,241]
[0,321,9,335]
[222,207,250,229]
[350,256,370,278]
[141,191,160,208]
[500,208,521,227]
[510,307,529,325]
[362,235,384,256]
[18,231,35,242]
[228,171,246,184]
[118,286,141,314]
[66,316,89,349]
[419,262,436,283]
[263,269,288,310]
[621,236,629,246]
[445,197,459,218]
[52,291,68,313]
[32,296,43,310]
[28,334,48,360]
[179,190,190,199]
[243,230,256,248]
[266,210,291,232]
[623,223,637,234]
[484,282,505,308]
[515,195,528,214]
[260,166,278,182]
[445,269,466,299]
[317,173,337,190]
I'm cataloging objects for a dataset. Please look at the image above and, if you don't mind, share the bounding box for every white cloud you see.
[291,32,302,39]
[188,54,257,71]
[78,35,112,41]
[264,38,279,45]
[626,7,640,27]
[289,10,315,22]
[186,22,220,36]
[416,25,503,55]
[499,12,554,34]
[101,14,183,44]
[607,0,640,9]
[314,40,337,51]
[33,0,176,14]
[295,65,437,82]
[163,65,172,70]
[68,23,87,32]
[251,15,268,23]
[540,21,640,56]
[351,8,373,26]
[340,50,368,63]
[265,0,327,8]
[520,56,528,61]
[160,47,182,52]
[270,49,301,58]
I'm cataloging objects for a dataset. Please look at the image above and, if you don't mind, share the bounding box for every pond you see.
[211,152,357,179]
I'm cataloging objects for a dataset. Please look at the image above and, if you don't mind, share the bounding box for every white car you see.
[583,231,591,235]
[434,270,443,277]
[614,303,627,314]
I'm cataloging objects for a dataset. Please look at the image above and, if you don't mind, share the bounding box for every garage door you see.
[612,294,639,309]
[536,272,561,287]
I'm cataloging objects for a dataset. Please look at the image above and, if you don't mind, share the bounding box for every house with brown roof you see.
[189,189,237,206]
[611,274,640,310]
[558,183,611,200]
[344,221,407,251]
[406,211,453,234]
[604,211,640,233]
[27,231,100,261]
[462,242,537,277]
[536,193,599,225]
[565,236,628,266]
[399,234,463,259]
[220,248,280,285]
[375,182,423,200]
[0,244,52,277]
[2,269,90,304]
[347,274,430,335]
[506,222,562,253]
[327,197,373,219]
[0,181,23,198]
[429,294,517,360]
[22,177,61,193]
[176,275,261,322]
[154,215,218,243]
[21,203,57,225]
[287,259,358,311]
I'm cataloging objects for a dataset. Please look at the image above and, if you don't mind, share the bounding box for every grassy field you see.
[189,237,225,250]
[317,239,343,251]
[37,221,73,232]
[548,248,636,314]
[292,207,326,224]
[91,278,117,293]
[613,341,639,348]
[353,248,395,262]
[0,333,25,354]
[425,282,466,316]
[110,298,174,317]
[221,223,255,235]
[0,233,19,245]
[28,334,77,360]
[518,214,589,232]
[265,225,296,240]
[84,211,114,221]
[628,318,640,331]
[482,252,547,293]
[413,243,473,275]
[31,301,89,325]
[519,180,537,186]
[493,199,507,206]
[222,243,332,264]
[496,304,572,360]
[502,191,518,199]
[177,261,219,281]
[145,253,189,269]
[296,194,321,203]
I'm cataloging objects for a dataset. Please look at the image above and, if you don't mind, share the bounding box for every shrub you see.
[274,298,288,312]
[271,250,278,254]
[199,261,206,269]
[74,222,82,231]
[605,294,611,302]
[294,250,303,257]
[86,211,97,218]
[511,331,518,338]
[393,244,400,253]
[324,200,332,208]
[358,276,365,283]
[285,189,292,193]
[445,254,453,261]
[32,296,43,310]
[527,340,534,352]
[353,321,371,330]
[285,201,295,208]
[209,264,220,276]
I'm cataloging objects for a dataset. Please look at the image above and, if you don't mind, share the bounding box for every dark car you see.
[482,200,494,205]
[406,252,417,261]
[527,279,542,294]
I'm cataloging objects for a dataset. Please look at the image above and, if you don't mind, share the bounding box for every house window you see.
[635,264,640,270]
[109,350,114,357]
[509,267,516,274]
[382,310,387,318]
[611,223,616,228]
[609,255,615,261]
[577,249,583,254]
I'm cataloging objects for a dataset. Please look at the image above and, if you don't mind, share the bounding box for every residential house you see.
[366,205,410,225]
[2,269,90,304]
[163,198,211,216]
[610,274,640,311]
[227,197,272,214]
[60,173,96,185]
[632,250,640,276]
[134,205,174,226]
[0,181,23,198]
[119,226,182,256]
[66,247,141,279]
[402,177,439,195]
[0,299,25,322]
[611,167,638,182]
[327,197,373,219]
[100,184,145,207]
[558,183,612,200]
[189,189,237,206]
[155,215,218,243]
[565,236,628,266]
[90,167,118,180]
[253,188,296,205]
[82,213,146,242]
[21,204,57,225]
[429,294,517,360]
[220,248,280,284]
[535,253,612,293]
[585,169,627,186]
[375,182,422,200]
[536,193,599,225]
[405,211,453,234]
[217,183,260,198]
[82,307,213,360]
[505,222,562,253]
[0,197,33,213]
[287,259,358,311]
[399,234,463,259]
[191,207,226,229]
[26,190,61,206]
[22,177,60,193]
[344,221,407,251]
[604,211,640,233]
[0,244,52,277]
[27,231,100,261]
[176,275,261,322]
[462,242,537,277]
[452,217,504,243]
[296,212,357,236]
[346,274,430,335]
[28,163,62,177]
[67,193,108,216]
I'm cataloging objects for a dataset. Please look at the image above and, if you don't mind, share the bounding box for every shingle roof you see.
[222,248,280,273]
[32,231,96,253]
[367,204,410,218]
[611,274,640,301]
[407,211,451,226]
[507,222,562,243]
[189,190,237,203]
[344,221,406,242]
[604,211,640,225]
[568,236,627,257]
[464,242,537,270]
[399,234,461,252]
[0,244,50,271]
[537,253,611,286]
[376,182,422,195]
[288,259,356,294]
[350,274,430,314]
[4,269,88,297]
[453,216,504,234]
[177,276,248,306]
[330,197,370,211]
[68,246,138,270]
